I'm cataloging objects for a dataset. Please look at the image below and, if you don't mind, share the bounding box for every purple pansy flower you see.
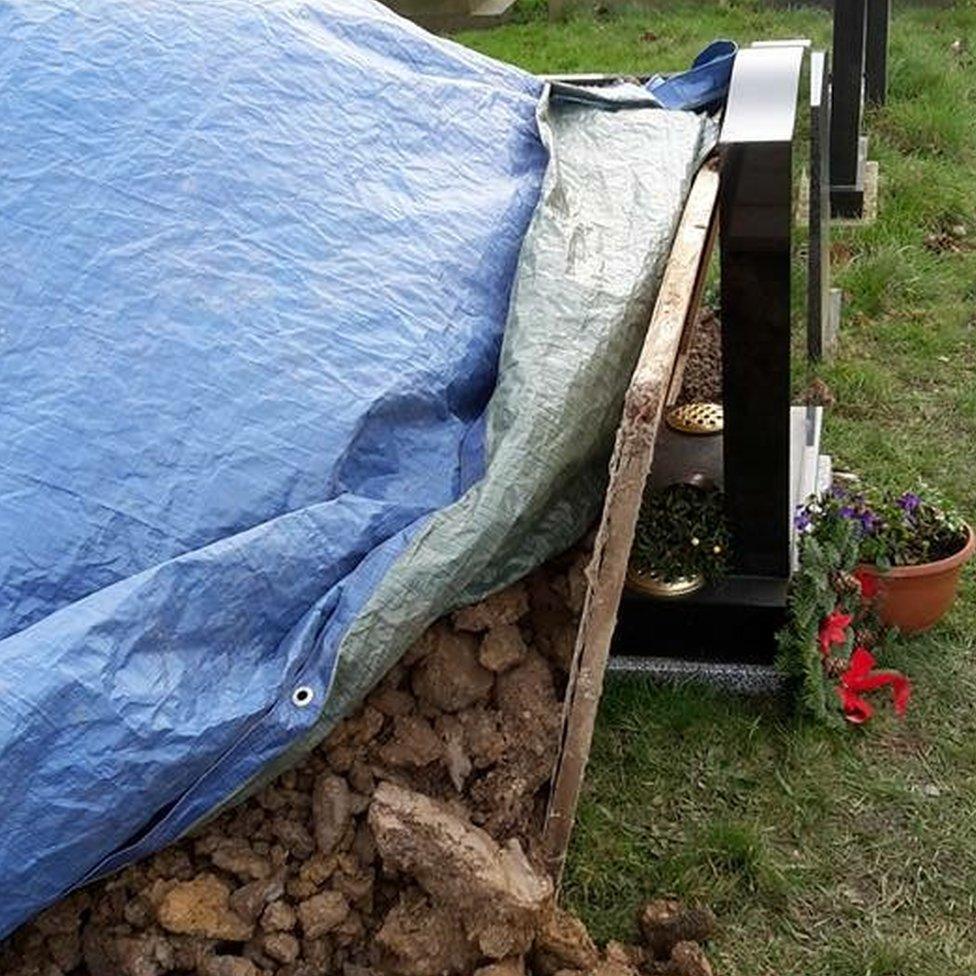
[858,510,879,534]
[794,508,812,533]
[897,491,921,513]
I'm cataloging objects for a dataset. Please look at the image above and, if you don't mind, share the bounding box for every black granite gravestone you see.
[809,50,842,361]
[829,0,868,218]
[864,0,890,106]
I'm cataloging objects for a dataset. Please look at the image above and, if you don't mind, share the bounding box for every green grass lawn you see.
[458,4,976,973]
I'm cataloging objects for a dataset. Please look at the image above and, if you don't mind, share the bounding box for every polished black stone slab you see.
[808,49,841,361]
[865,0,890,106]
[830,0,867,218]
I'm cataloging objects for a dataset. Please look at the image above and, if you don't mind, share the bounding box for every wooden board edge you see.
[542,158,721,881]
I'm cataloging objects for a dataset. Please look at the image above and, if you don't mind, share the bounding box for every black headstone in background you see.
[829,0,867,218]
[864,0,890,105]
[808,50,841,361]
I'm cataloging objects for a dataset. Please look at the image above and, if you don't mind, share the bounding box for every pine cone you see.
[855,626,878,649]
[823,656,847,678]
[831,571,861,598]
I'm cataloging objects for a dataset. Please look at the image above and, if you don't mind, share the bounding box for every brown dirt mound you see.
[675,308,721,406]
[0,544,714,976]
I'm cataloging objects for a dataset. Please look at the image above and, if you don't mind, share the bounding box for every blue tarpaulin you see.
[0,0,545,935]
[0,0,731,937]
[647,39,737,111]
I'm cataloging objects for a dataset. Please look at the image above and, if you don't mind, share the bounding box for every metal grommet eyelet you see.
[291,685,315,708]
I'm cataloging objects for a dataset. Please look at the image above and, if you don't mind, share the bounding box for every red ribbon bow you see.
[818,610,852,657]
[837,647,912,724]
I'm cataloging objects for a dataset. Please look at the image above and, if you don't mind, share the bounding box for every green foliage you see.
[694,820,789,900]
[631,482,729,582]
[798,484,968,571]
[505,0,548,24]
[776,513,860,723]
[864,487,967,569]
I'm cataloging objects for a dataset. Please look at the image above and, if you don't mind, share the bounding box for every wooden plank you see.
[665,210,719,407]
[542,157,721,881]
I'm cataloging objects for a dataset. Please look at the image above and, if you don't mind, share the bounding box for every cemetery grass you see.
[457,4,976,974]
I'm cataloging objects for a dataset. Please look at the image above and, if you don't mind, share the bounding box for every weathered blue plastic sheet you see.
[0,0,545,936]
[647,40,737,111]
[0,0,727,938]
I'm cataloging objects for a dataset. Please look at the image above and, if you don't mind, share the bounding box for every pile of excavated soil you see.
[675,308,721,406]
[0,545,715,976]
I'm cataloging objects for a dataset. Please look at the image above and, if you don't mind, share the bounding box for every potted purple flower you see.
[795,484,973,633]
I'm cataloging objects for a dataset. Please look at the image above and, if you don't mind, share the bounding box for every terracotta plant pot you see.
[858,524,975,635]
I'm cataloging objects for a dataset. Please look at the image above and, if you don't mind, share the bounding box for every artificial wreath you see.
[777,489,912,725]
[631,482,729,583]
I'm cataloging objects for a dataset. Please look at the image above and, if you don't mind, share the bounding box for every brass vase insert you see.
[626,565,705,598]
